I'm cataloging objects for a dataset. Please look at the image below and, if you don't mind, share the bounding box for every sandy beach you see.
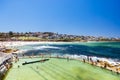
[0,41,77,47]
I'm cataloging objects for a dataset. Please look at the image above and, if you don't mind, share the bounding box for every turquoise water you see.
[5,58,120,80]
[17,42,120,60]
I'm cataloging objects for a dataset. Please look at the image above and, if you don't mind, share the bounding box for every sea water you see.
[16,42,120,60]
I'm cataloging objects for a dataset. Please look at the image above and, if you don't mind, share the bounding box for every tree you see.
[9,31,13,37]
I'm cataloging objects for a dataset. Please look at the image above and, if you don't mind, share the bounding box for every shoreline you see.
[0,41,120,74]
[0,41,120,47]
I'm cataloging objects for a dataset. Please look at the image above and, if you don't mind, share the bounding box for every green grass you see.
[18,37,40,41]
[4,58,120,80]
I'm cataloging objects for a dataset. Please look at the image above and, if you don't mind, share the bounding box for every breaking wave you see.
[33,46,61,50]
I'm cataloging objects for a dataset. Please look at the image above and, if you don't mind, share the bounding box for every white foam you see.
[33,46,60,50]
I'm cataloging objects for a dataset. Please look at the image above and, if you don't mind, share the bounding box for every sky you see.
[0,0,120,37]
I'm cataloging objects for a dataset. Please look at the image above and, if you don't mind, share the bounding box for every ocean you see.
[16,42,120,60]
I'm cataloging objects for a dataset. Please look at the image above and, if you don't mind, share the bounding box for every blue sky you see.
[0,0,120,37]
